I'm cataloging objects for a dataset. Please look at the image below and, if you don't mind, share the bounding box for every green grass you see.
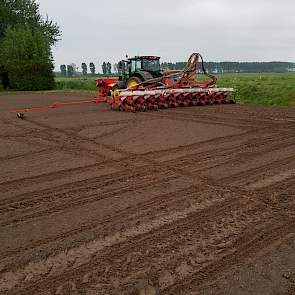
[0,76,99,93]
[217,73,295,106]
[3,73,294,107]
[0,88,15,92]
[54,77,98,91]
[54,73,295,107]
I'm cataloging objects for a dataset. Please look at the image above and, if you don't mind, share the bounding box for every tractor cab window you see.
[130,60,136,73]
[130,59,143,73]
[142,59,160,72]
[118,61,126,75]
[136,60,142,70]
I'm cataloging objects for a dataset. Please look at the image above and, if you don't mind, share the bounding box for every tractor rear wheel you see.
[127,76,142,89]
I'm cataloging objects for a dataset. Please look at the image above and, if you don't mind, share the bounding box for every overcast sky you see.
[38,0,295,72]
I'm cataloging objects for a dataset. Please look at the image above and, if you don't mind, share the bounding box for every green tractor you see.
[116,56,163,91]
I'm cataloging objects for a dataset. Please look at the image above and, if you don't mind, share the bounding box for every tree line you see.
[161,61,295,73]
[59,62,117,76]
[0,0,60,90]
[59,60,295,77]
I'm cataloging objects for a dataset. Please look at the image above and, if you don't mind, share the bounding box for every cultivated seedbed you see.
[0,91,295,295]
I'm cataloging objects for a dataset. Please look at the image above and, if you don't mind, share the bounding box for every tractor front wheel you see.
[112,85,121,98]
[127,77,142,89]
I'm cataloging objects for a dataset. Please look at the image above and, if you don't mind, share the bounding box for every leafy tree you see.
[89,62,95,75]
[106,62,112,75]
[0,24,54,90]
[102,62,107,75]
[70,63,77,74]
[0,0,60,44]
[0,0,61,89]
[81,62,87,75]
[67,65,74,77]
[60,64,67,76]
[113,63,118,73]
[0,66,8,87]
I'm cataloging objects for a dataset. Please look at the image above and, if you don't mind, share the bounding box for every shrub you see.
[7,63,54,90]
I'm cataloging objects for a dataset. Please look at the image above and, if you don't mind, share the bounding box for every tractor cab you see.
[117,56,162,89]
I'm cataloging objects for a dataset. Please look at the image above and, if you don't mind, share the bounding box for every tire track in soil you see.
[0,144,181,200]
[0,187,249,293]
[0,115,244,201]
[0,148,53,162]
[0,165,151,205]
[0,134,55,150]
[130,131,294,193]
[1,115,292,225]
[1,131,108,164]
[166,105,295,127]
[218,153,295,186]
[0,168,177,227]
[69,117,159,140]
[18,130,109,161]
[22,118,140,161]
[17,118,215,184]
[142,129,291,168]
[142,108,278,130]
[257,175,295,195]
[4,189,292,295]
[24,114,277,174]
[234,161,295,191]
[139,131,294,193]
[162,175,295,295]
[67,118,136,132]
[83,186,295,295]
[142,127,284,161]
[254,178,295,218]
[173,109,290,125]
[71,121,133,140]
[63,129,284,188]
[161,133,293,174]
[2,103,295,294]
[4,118,122,161]
[165,219,295,295]
[0,162,115,195]
[0,116,147,199]
[5,113,293,210]
[185,104,295,122]
[83,214,294,295]
[0,185,198,269]
[84,172,294,295]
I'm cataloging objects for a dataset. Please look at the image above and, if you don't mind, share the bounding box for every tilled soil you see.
[0,91,295,295]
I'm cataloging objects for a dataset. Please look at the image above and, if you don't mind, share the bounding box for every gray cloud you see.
[38,0,295,71]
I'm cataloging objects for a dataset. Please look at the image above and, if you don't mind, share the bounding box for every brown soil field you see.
[0,91,295,295]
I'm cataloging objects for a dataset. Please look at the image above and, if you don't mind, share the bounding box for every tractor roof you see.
[128,56,160,61]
